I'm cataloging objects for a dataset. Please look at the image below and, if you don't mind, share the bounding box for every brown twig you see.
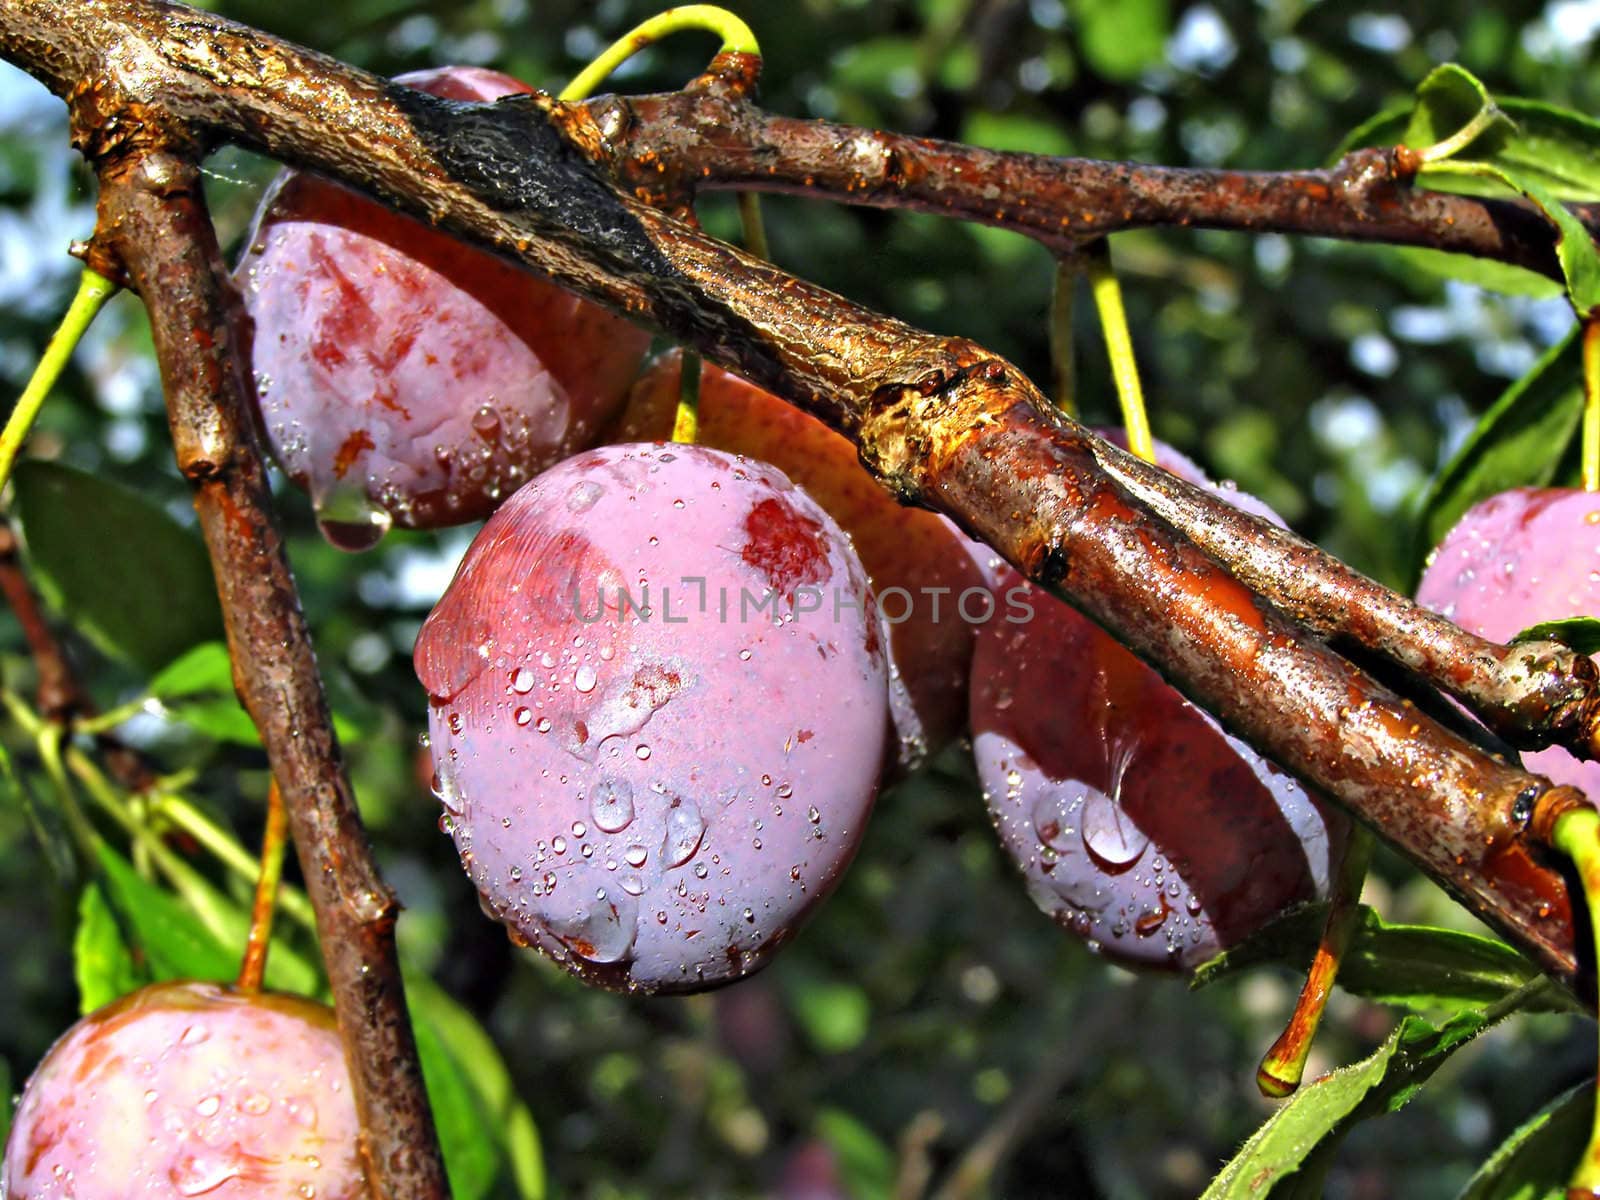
[927,985,1146,1200]
[0,514,157,793]
[92,147,445,1198]
[1089,437,1600,759]
[0,515,87,721]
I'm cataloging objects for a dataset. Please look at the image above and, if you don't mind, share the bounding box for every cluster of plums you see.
[11,62,1594,1195]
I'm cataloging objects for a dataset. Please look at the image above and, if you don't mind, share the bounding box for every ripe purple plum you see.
[2,980,362,1200]
[235,65,650,550]
[1417,486,1600,795]
[613,353,991,770]
[413,442,889,992]
[969,441,1347,969]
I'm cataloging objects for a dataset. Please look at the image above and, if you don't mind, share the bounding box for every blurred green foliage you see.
[3,1,1600,1197]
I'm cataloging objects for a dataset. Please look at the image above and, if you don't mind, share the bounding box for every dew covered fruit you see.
[1,980,362,1200]
[614,352,989,769]
[969,440,1347,969]
[235,65,650,550]
[1417,486,1600,795]
[414,442,889,992]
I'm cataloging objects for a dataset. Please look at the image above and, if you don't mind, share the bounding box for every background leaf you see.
[1411,326,1583,581]
[11,461,223,673]
[1457,1080,1591,1200]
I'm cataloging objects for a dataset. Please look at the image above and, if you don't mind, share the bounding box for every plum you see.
[969,441,1347,969]
[1417,486,1600,796]
[413,442,889,992]
[1,980,362,1200]
[235,65,650,550]
[613,353,991,770]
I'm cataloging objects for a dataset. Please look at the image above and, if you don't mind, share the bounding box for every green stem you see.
[0,268,117,495]
[1414,103,1503,165]
[4,689,98,858]
[1551,805,1600,1196]
[1049,255,1080,418]
[558,5,760,102]
[672,350,703,444]
[1085,241,1154,463]
[1583,315,1599,493]
[154,790,318,931]
[737,191,771,261]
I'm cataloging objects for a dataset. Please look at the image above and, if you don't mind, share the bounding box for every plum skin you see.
[612,353,991,771]
[414,442,889,993]
[969,439,1346,970]
[1417,486,1600,796]
[1,980,363,1200]
[235,65,650,544]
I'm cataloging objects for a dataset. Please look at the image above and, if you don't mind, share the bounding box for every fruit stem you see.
[1583,314,1599,493]
[237,778,289,993]
[1085,240,1155,464]
[1255,826,1373,1097]
[0,268,116,496]
[738,190,771,261]
[1550,804,1600,1195]
[1050,255,1078,418]
[558,5,760,102]
[672,350,703,444]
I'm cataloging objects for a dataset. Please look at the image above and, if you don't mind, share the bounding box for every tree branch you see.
[91,145,446,1198]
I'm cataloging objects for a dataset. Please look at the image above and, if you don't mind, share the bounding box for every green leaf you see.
[1191,905,1573,1014]
[413,1014,499,1200]
[1071,0,1169,82]
[1412,326,1584,582]
[1336,78,1600,200]
[1203,988,1543,1198]
[409,978,545,1199]
[816,1107,896,1200]
[11,461,224,673]
[1389,246,1563,300]
[0,1056,11,1150]
[150,641,235,699]
[94,840,239,982]
[1423,162,1600,312]
[1403,65,1515,161]
[93,841,320,996]
[1514,617,1600,655]
[74,880,146,1013]
[1458,1081,1591,1199]
[147,640,361,747]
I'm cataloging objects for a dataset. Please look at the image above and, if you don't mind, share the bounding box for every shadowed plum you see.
[1417,486,1600,796]
[1,980,363,1200]
[414,442,889,992]
[614,352,989,770]
[969,440,1346,970]
[235,65,650,550]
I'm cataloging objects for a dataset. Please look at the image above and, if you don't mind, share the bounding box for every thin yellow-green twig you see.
[0,268,117,495]
[1085,242,1154,463]
[559,5,759,102]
